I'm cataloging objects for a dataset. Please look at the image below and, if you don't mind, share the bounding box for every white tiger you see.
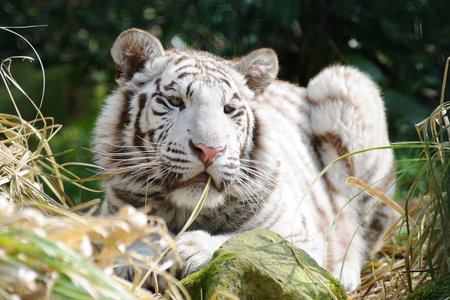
[93,28,396,292]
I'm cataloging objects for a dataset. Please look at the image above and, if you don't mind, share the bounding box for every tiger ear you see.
[233,48,278,94]
[111,28,164,81]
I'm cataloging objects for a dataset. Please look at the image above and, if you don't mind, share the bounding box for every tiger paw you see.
[334,265,361,292]
[114,264,168,293]
[176,230,225,277]
[113,238,173,292]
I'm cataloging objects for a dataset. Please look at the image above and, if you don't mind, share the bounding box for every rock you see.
[406,274,450,300]
[180,229,346,300]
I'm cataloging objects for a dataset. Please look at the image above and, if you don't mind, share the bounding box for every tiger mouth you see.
[178,172,211,188]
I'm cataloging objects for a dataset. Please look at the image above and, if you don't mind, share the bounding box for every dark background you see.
[1,0,449,203]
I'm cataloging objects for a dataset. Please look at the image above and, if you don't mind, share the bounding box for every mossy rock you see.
[406,274,450,300]
[179,229,346,300]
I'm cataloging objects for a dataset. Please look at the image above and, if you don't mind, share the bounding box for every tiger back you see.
[93,28,396,291]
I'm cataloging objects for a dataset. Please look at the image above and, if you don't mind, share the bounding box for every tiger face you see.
[94,29,278,212]
[141,61,255,210]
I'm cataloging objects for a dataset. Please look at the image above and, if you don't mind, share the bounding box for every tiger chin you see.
[94,28,396,292]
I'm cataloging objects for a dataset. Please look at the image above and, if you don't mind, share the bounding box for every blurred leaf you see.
[347,55,385,84]
[384,89,431,123]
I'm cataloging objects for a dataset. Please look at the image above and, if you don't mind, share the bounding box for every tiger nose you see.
[189,140,225,168]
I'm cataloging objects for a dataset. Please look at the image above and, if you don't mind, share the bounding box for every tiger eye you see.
[224,104,236,114]
[168,96,184,107]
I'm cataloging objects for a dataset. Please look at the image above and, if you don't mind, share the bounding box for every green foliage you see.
[2,0,449,123]
[0,1,449,198]
[393,97,450,294]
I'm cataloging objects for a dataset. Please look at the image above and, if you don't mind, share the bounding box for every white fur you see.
[95,29,396,292]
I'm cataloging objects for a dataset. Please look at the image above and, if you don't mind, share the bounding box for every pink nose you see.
[190,141,225,168]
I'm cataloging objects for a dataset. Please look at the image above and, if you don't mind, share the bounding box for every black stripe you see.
[168,157,190,164]
[146,192,165,202]
[174,55,189,65]
[151,91,163,98]
[238,109,250,157]
[111,187,146,208]
[175,64,195,73]
[133,93,148,148]
[167,147,187,155]
[233,109,245,118]
[155,78,161,89]
[148,128,156,144]
[148,124,165,145]
[177,72,190,79]
[163,81,177,91]
[155,97,171,110]
[156,123,173,144]
[220,77,231,88]
[226,163,239,169]
[151,108,167,116]
[117,89,133,133]
[186,81,194,98]
[247,110,259,159]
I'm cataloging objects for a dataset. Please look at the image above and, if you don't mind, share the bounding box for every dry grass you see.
[0,27,186,300]
[348,57,450,299]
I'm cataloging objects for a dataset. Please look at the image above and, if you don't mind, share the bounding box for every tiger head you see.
[94,29,278,212]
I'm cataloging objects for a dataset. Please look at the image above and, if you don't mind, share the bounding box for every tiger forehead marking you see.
[169,52,233,85]
[94,28,396,292]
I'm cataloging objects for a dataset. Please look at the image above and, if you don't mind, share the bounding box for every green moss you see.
[181,253,240,297]
[179,230,346,300]
[406,274,450,300]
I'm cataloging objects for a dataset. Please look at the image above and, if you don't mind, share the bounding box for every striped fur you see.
[94,29,396,291]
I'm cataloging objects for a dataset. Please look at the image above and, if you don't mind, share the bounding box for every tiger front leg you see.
[175,230,234,277]
[114,236,175,293]
[116,230,232,292]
